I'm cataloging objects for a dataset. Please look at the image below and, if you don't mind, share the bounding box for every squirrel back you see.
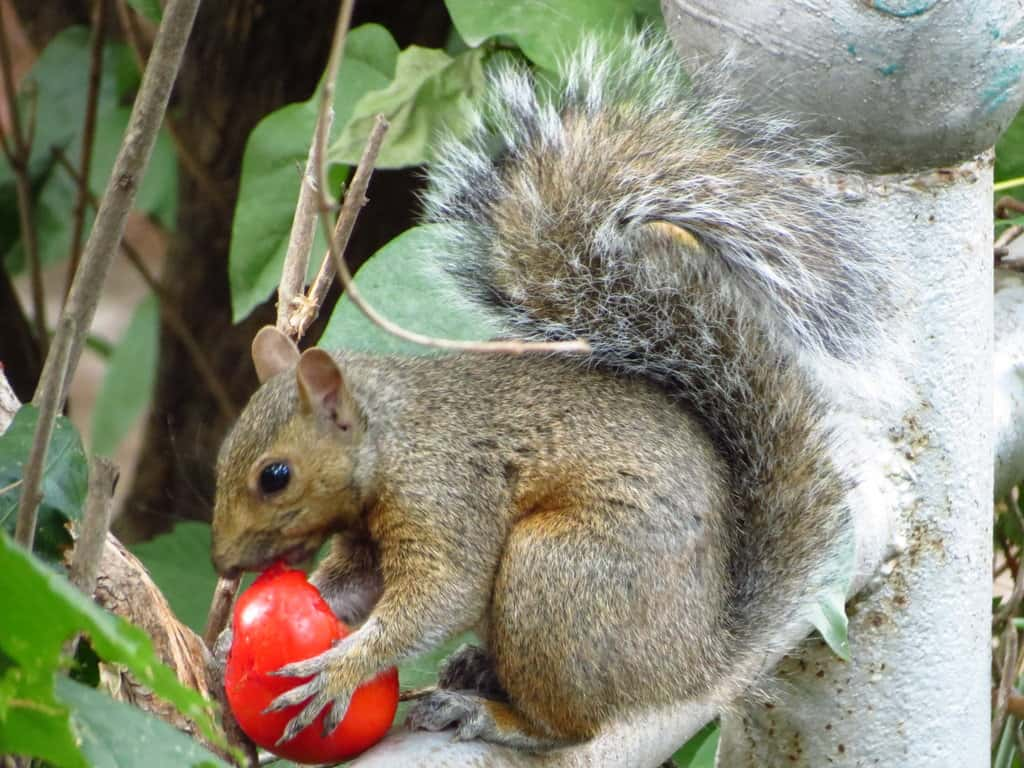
[423,32,892,684]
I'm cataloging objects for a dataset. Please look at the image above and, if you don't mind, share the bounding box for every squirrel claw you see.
[322,692,352,736]
[264,677,319,714]
[275,685,338,745]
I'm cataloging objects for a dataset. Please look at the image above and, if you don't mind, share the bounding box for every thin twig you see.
[65,0,109,300]
[398,685,438,702]
[276,0,352,337]
[996,225,1024,253]
[0,7,46,358]
[276,108,333,334]
[997,196,1024,219]
[69,456,119,596]
[994,622,1019,748]
[20,0,201,553]
[292,117,387,339]
[997,490,1024,628]
[203,575,240,648]
[51,146,237,422]
[14,315,75,550]
[1009,692,1024,720]
[312,0,354,216]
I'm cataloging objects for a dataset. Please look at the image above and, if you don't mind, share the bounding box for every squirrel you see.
[211,30,895,754]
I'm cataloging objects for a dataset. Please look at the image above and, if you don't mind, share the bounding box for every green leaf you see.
[320,224,496,354]
[0,530,223,763]
[124,0,162,22]
[91,294,159,456]
[997,105,1024,200]
[130,522,219,634]
[0,405,88,561]
[996,214,1024,230]
[673,721,719,767]
[329,46,487,169]
[57,678,227,768]
[807,584,851,662]
[228,23,399,322]
[445,0,637,70]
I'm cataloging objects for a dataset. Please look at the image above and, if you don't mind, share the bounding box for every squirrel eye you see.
[258,462,291,495]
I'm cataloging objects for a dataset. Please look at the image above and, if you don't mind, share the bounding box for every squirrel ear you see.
[296,349,361,433]
[646,221,702,251]
[252,326,300,383]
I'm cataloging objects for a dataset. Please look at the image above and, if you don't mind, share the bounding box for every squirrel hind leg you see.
[405,689,576,751]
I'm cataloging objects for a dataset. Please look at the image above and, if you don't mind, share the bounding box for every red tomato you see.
[224,562,398,764]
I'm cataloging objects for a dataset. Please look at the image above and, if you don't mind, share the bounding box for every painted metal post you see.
[662,1,1024,765]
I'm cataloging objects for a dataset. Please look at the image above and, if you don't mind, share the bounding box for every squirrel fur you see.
[211,31,894,752]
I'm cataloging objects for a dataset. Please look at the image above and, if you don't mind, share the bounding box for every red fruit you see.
[224,562,398,764]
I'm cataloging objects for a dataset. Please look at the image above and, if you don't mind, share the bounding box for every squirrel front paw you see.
[264,639,358,744]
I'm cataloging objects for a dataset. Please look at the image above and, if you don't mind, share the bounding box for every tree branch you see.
[69,455,119,596]
[276,106,333,335]
[64,0,109,299]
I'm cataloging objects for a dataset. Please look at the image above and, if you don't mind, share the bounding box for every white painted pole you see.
[661,1,1020,764]
[716,159,994,766]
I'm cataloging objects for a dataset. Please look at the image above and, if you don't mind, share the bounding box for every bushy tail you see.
[423,32,889,677]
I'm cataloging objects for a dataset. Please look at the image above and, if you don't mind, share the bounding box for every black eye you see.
[259,462,291,495]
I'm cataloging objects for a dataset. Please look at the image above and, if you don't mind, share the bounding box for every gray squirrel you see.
[211,30,895,752]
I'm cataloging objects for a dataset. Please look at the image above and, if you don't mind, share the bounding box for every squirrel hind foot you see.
[437,643,506,698]
[405,690,573,751]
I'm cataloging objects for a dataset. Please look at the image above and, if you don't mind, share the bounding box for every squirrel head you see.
[211,326,367,578]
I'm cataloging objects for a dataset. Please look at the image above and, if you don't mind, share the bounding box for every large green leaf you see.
[320,224,495,354]
[0,405,88,561]
[445,0,638,70]
[228,23,399,322]
[328,46,487,169]
[91,294,159,456]
[57,678,227,768]
[130,522,219,634]
[0,530,222,763]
